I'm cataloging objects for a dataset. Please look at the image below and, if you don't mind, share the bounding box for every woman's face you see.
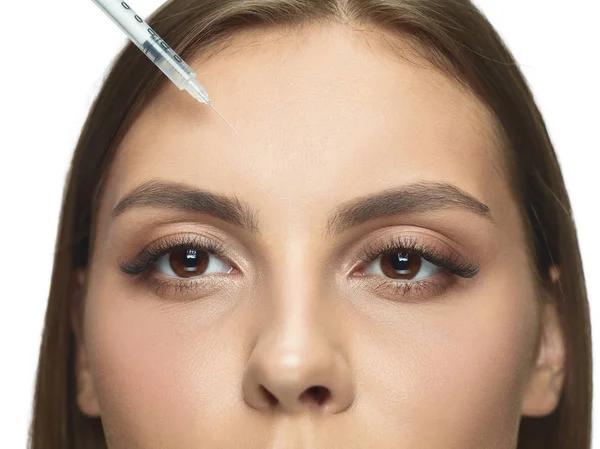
[74,24,565,448]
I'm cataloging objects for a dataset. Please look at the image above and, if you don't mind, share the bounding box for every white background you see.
[0,0,598,446]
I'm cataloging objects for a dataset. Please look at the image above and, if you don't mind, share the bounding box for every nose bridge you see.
[241,236,355,415]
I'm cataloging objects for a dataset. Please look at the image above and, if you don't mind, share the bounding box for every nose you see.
[241,313,355,415]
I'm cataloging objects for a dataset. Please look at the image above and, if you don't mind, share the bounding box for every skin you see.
[72,23,566,448]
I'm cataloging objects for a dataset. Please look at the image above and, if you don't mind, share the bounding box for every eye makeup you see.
[117,234,237,297]
[351,234,480,300]
[117,231,481,300]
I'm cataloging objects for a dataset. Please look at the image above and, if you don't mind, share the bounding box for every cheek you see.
[353,265,539,445]
[83,275,240,446]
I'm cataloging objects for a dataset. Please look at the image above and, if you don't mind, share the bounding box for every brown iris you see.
[168,248,209,278]
[380,251,422,280]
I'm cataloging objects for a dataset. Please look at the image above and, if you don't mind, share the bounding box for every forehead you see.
[102,23,509,235]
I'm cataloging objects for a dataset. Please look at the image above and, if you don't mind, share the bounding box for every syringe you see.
[92,0,236,131]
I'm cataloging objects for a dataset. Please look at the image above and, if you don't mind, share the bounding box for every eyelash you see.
[117,234,480,299]
[118,234,233,296]
[353,234,480,300]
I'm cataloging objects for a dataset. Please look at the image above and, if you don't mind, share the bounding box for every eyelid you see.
[347,232,480,301]
[354,233,479,278]
[361,274,455,301]
[143,272,234,297]
[117,233,234,277]
[117,234,240,298]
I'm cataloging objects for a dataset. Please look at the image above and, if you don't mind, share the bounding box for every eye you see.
[154,247,234,279]
[363,250,442,281]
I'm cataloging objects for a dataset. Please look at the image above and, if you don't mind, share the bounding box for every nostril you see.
[260,385,278,407]
[300,385,331,405]
[258,384,332,410]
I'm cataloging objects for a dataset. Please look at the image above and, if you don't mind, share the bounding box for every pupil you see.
[391,252,411,273]
[382,251,421,279]
[183,249,198,270]
[169,247,208,278]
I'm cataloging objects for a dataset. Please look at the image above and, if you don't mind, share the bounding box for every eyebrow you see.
[111,179,494,237]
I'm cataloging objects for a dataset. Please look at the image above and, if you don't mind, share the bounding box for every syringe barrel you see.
[92,0,196,89]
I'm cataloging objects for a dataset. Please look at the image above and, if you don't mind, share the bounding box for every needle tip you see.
[209,102,237,132]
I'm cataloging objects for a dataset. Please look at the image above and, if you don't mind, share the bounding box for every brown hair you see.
[29,0,591,447]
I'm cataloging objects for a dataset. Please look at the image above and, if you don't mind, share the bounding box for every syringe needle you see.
[92,0,236,132]
[208,102,237,132]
